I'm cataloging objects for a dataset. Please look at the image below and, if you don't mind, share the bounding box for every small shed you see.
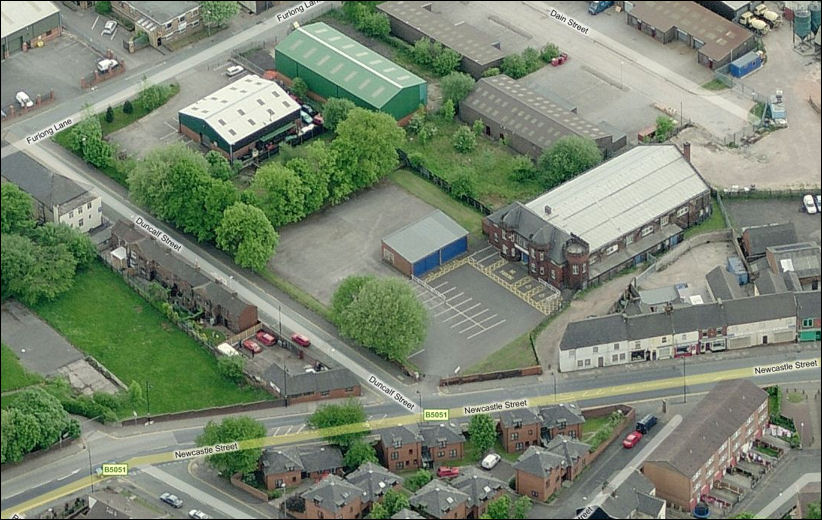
[729,51,762,78]
[382,210,469,277]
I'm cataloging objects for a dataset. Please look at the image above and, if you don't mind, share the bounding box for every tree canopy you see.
[468,414,496,459]
[1,183,35,235]
[343,439,378,470]
[307,399,367,448]
[201,1,239,27]
[405,469,432,492]
[215,202,279,271]
[440,72,475,105]
[1,387,78,463]
[196,416,266,476]
[250,163,307,228]
[322,98,356,132]
[537,135,602,189]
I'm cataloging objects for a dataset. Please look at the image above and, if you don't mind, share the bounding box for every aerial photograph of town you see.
[1,1,820,519]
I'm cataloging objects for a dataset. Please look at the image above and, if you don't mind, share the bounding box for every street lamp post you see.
[620,61,624,89]
[81,415,104,493]
[144,380,152,424]
[800,421,804,450]
[416,389,423,423]
[682,355,687,403]
[278,303,282,335]
[551,372,557,403]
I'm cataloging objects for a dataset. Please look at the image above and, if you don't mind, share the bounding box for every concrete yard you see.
[724,199,822,246]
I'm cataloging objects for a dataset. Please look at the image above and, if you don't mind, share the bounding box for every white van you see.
[97,59,119,73]
[225,65,244,77]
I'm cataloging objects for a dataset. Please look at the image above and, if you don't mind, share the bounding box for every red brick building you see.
[513,446,567,502]
[409,480,469,519]
[292,475,365,520]
[497,408,542,454]
[538,403,586,443]
[344,462,404,516]
[543,435,591,482]
[261,445,343,490]
[420,423,465,467]
[376,425,423,472]
[451,468,507,518]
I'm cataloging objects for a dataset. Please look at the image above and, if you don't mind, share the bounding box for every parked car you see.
[97,59,119,73]
[300,111,313,125]
[226,65,244,77]
[102,20,118,35]
[622,431,643,449]
[436,466,459,478]
[635,414,657,435]
[803,194,817,214]
[15,91,34,108]
[480,453,501,470]
[242,339,262,354]
[189,510,210,520]
[291,333,311,347]
[160,493,183,508]
[816,195,821,213]
[256,330,277,346]
[301,104,316,116]
[313,113,325,126]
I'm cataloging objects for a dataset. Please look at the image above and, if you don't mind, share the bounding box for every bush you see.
[95,1,111,14]
[439,98,455,121]
[356,11,390,38]
[122,100,134,114]
[472,118,485,136]
[655,116,676,142]
[481,67,501,77]
[418,122,437,144]
[509,155,536,182]
[406,113,425,135]
[138,84,167,112]
[452,125,477,153]
[217,356,246,384]
[450,171,476,199]
[440,72,475,104]
[432,47,461,75]
[541,43,560,62]
[406,152,424,169]
[522,47,541,71]
[291,77,309,100]
[501,54,528,79]
[105,106,114,123]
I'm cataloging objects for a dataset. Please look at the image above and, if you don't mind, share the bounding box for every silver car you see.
[102,20,118,35]
[160,492,183,508]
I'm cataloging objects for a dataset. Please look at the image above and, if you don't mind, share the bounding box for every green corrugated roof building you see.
[275,22,427,120]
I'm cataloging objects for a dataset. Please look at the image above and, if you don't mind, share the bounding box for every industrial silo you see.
[794,8,812,38]
[809,2,821,33]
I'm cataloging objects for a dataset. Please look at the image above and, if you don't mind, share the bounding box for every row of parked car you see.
[240,329,312,355]
[622,414,658,449]
[802,194,821,215]
[159,492,208,519]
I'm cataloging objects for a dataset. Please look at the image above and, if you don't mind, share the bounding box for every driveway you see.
[723,199,822,247]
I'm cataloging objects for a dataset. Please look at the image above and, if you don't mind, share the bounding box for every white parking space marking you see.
[435,307,456,317]
[467,319,506,339]
[477,313,499,325]
[459,322,481,333]
[296,424,305,433]
[110,29,117,40]
[432,281,449,290]
[458,302,481,313]
[450,297,473,308]
[440,287,457,296]
[408,349,426,359]
[446,292,464,302]
[273,426,281,436]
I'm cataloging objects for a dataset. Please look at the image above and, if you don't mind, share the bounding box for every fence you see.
[438,365,542,386]
[397,148,493,216]
[718,187,821,200]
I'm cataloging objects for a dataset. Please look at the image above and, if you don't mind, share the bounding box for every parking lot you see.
[724,198,822,246]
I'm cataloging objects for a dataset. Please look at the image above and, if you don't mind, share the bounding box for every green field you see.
[32,262,270,415]
[1,343,43,392]
[683,199,727,239]
[402,120,544,210]
[463,331,538,376]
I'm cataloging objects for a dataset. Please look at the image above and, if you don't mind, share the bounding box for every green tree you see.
[452,125,477,153]
[69,112,114,169]
[332,108,405,193]
[331,274,376,322]
[522,47,541,72]
[215,202,279,271]
[1,183,35,235]
[432,47,461,75]
[481,67,500,77]
[655,115,676,142]
[205,150,235,180]
[307,399,367,448]
[450,170,476,199]
[104,106,114,123]
[343,439,378,470]
[467,414,496,459]
[509,155,536,182]
[291,77,309,100]
[406,112,425,135]
[201,0,239,28]
[440,98,456,121]
[138,81,166,112]
[512,496,532,519]
[94,1,111,14]
[440,72,475,105]
[405,469,433,492]
[336,277,427,364]
[367,502,389,519]
[197,178,239,242]
[501,54,528,79]
[250,163,307,227]
[217,356,246,384]
[323,98,357,132]
[1,408,41,464]
[122,99,134,114]
[128,380,145,411]
[1,234,78,306]
[806,502,821,520]
[541,43,560,62]
[382,489,410,516]
[472,118,486,136]
[287,141,334,212]
[412,38,434,66]
[196,416,266,476]
[30,223,97,270]
[357,11,390,38]
[483,495,512,519]
[417,122,437,144]
[537,135,602,189]
[13,387,73,450]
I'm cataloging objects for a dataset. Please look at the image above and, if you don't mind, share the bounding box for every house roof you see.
[637,285,681,306]
[524,145,709,252]
[391,508,425,519]
[754,269,789,295]
[544,435,591,467]
[670,302,725,333]
[261,445,343,475]
[276,22,425,109]
[625,312,673,340]
[767,243,821,280]
[629,1,754,62]
[560,314,627,350]
[644,379,767,479]
[179,74,300,146]
[538,403,586,429]
[722,292,797,325]
[193,278,252,318]
[743,222,798,258]
[127,1,198,24]
[2,151,96,210]
[706,265,745,301]
[0,1,59,39]
[377,425,423,446]
[451,468,506,508]
[376,1,505,66]
[345,462,403,503]
[409,479,470,517]
[383,210,468,264]
[596,470,663,519]
[486,202,570,265]
[497,407,541,428]
[263,364,358,396]
[261,446,303,475]
[460,75,611,151]
[301,474,365,512]
[84,490,158,519]
[795,291,821,321]
[513,445,567,478]
[419,423,464,448]
[300,445,344,474]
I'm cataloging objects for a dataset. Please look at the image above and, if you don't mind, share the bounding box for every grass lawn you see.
[260,270,332,322]
[388,169,484,237]
[701,79,729,91]
[580,415,611,443]
[786,391,805,404]
[32,262,271,415]
[463,331,537,376]
[683,199,727,239]
[402,120,544,210]
[1,343,43,392]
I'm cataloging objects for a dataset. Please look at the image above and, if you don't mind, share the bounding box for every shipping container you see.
[729,51,762,77]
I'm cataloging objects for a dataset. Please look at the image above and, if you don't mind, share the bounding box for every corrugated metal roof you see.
[525,145,709,252]
[1,1,59,39]
[277,23,425,108]
[178,75,299,145]
[383,210,468,264]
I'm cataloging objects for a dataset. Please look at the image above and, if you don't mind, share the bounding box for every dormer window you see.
[393,440,402,448]
[514,419,522,428]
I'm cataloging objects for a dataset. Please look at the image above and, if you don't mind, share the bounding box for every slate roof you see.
[544,435,591,467]
[644,379,767,478]
[513,445,567,478]
[261,447,302,475]
[670,302,725,333]
[706,265,745,301]
[755,270,788,295]
[742,222,798,258]
[722,292,797,325]
[539,403,586,430]
[129,1,198,24]
[345,462,403,503]
[498,407,541,428]
[377,425,424,447]
[111,220,148,245]
[382,210,469,264]
[625,312,672,341]
[2,151,96,211]
[450,467,506,509]
[419,423,464,448]
[264,364,359,397]
[560,314,627,351]
[767,243,821,280]
[795,291,821,322]
[409,479,470,518]
[391,508,425,519]
[301,474,366,512]
[261,445,343,475]
[193,278,252,317]
[486,202,570,264]
[599,471,664,519]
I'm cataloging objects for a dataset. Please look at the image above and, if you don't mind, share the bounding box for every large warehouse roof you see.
[1,1,59,38]
[376,1,505,65]
[629,2,752,62]
[383,210,468,264]
[526,145,709,252]
[277,23,425,109]
[178,75,299,145]
[462,75,610,149]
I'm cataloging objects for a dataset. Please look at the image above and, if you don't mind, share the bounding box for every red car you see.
[242,339,262,354]
[256,330,277,346]
[436,466,459,478]
[291,333,311,347]
[622,431,643,449]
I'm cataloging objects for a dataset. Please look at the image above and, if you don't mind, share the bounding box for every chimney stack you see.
[683,142,691,163]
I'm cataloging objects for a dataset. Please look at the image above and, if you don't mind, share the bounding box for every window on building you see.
[321,390,329,396]
[438,451,445,457]
[98,206,102,212]
[78,206,83,214]
[391,452,399,460]
[593,346,598,353]
[677,206,689,217]
[69,211,74,218]
[494,232,498,242]
[179,15,186,22]
[78,220,84,227]
[511,432,519,440]
[661,215,669,226]
[539,266,544,275]
[613,343,619,351]
[612,354,618,362]
[531,491,538,498]
[589,255,597,265]
[802,318,813,327]
[619,353,626,360]
[166,21,173,29]
[551,269,556,279]
[450,449,457,457]
[393,440,402,449]
[516,442,524,450]
[572,265,579,275]
[582,263,586,273]
[396,462,404,470]
[605,244,619,256]
[577,360,583,368]
[438,440,446,448]
[345,387,354,392]
[584,359,591,366]
[661,336,667,343]
[641,225,654,237]
[192,20,200,27]
[626,234,634,245]
[540,252,545,261]
[87,202,92,209]
[531,263,536,273]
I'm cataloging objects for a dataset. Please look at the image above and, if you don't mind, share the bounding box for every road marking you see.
[284,425,293,435]
[477,251,498,263]
[459,322,481,334]
[440,287,456,295]
[442,312,464,323]
[432,281,449,290]
[450,317,472,328]
[467,319,505,339]
[92,16,99,30]
[451,297,474,308]
[476,313,499,325]
[110,29,116,41]
[408,349,426,359]
[296,425,305,433]
[57,469,81,481]
[272,427,281,436]
[468,308,490,319]
[446,292,464,302]
[459,302,481,313]
[434,307,456,317]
